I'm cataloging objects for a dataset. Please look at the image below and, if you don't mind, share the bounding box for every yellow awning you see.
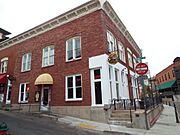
[35,73,53,85]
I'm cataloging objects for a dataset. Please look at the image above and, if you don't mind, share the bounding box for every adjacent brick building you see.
[0,0,142,122]
[156,57,180,97]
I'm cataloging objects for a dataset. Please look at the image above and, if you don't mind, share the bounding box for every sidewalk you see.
[145,105,180,135]
[57,105,180,135]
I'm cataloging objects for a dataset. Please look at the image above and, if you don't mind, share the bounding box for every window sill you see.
[65,99,82,102]
[21,69,31,73]
[18,101,28,104]
[42,64,54,68]
[66,58,82,63]
[0,72,7,74]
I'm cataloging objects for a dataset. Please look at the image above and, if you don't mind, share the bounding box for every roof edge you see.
[0,0,142,56]
[0,0,101,50]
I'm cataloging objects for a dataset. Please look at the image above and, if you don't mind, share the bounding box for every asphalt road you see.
[0,111,127,135]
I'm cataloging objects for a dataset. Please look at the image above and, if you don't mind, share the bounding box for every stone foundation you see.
[11,104,40,112]
[51,106,108,123]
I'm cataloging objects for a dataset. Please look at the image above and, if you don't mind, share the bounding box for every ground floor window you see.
[6,80,12,104]
[18,83,29,103]
[93,69,102,105]
[66,74,82,101]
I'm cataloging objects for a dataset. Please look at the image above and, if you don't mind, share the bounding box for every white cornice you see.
[0,0,101,51]
[0,0,142,56]
[102,1,142,56]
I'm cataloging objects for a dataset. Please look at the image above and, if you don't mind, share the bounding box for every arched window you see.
[107,31,116,52]
[118,41,126,63]
[21,53,31,72]
[0,57,8,73]
[42,45,54,67]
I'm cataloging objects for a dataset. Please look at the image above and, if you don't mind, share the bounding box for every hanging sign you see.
[108,51,118,64]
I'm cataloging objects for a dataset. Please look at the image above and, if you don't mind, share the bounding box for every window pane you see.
[27,54,31,70]
[21,93,24,101]
[49,55,54,65]
[76,75,81,86]
[67,77,73,87]
[75,38,80,49]
[67,40,73,50]
[7,86,12,100]
[68,88,73,99]
[115,70,119,81]
[49,46,54,56]
[23,63,26,71]
[44,48,48,57]
[75,48,81,58]
[68,50,73,60]
[76,87,82,98]
[43,57,48,66]
[21,84,25,93]
[27,62,31,70]
[94,69,101,79]
[109,66,112,80]
[22,55,27,70]
[23,55,27,63]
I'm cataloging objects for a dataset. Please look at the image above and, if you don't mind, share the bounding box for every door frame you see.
[40,85,51,111]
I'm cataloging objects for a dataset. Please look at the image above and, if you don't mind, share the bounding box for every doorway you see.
[40,86,50,111]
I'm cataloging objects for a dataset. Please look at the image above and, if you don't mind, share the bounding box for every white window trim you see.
[65,74,82,101]
[6,79,12,104]
[18,83,29,103]
[0,58,8,74]
[91,68,104,107]
[118,41,126,63]
[1,57,8,62]
[66,36,81,62]
[128,50,133,68]
[115,69,120,99]
[107,31,117,52]
[21,53,31,72]
[42,45,54,67]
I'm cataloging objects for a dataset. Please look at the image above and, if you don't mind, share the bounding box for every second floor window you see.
[127,50,133,68]
[21,53,31,72]
[107,31,116,52]
[0,57,8,74]
[118,42,126,63]
[42,46,54,67]
[66,37,81,61]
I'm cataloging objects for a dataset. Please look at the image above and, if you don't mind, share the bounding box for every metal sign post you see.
[136,62,149,130]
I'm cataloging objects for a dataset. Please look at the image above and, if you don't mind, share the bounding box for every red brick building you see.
[0,0,141,122]
[156,57,180,97]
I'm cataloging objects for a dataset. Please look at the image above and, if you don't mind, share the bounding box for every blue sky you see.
[0,0,179,76]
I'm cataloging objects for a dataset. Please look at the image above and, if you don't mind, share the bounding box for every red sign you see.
[135,63,148,75]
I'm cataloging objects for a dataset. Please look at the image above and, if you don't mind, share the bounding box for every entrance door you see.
[91,68,103,106]
[41,87,50,111]
[95,81,102,104]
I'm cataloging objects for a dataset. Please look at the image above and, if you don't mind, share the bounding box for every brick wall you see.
[156,64,176,85]
[1,9,141,106]
[10,10,107,106]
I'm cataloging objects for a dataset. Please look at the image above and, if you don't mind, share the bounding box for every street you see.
[0,111,126,135]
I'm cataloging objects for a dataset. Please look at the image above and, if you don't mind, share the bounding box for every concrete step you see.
[112,110,135,114]
[109,117,131,121]
[108,120,132,128]
[111,113,131,118]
